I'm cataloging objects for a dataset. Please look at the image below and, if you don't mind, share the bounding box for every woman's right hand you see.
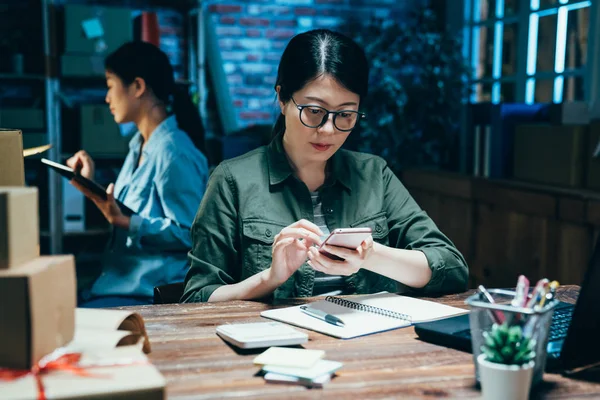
[269,219,324,285]
[66,150,95,180]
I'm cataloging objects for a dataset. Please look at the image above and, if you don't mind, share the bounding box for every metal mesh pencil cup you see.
[465,289,559,386]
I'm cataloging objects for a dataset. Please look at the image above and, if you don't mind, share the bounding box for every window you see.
[465,0,593,104]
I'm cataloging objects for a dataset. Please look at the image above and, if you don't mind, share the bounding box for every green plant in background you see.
[481,323,536,366]
[344,5,470,174]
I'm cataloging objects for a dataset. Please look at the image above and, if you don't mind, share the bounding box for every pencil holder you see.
[465,289,559,387]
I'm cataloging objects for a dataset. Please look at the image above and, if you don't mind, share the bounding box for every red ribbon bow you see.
[0,352,92,400]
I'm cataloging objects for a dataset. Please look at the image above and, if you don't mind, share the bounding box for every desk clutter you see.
[254,347,342,388]
[468,276,561,400]
[0,135,166,399]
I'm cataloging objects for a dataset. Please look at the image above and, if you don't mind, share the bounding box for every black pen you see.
[299,305,345,327]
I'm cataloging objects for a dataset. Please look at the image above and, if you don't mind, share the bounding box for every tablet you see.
[41,158,134,216]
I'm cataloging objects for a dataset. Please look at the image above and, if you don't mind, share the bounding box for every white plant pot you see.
[477,353,535,400]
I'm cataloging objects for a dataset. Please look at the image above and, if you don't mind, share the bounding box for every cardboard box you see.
[0,130,25,186]
[0,109,45,131]
[80,104,129,156]
[0,188,39,269]
[513,124,588,187]
[64,5,132,55]
[0,255,76,369]
[0,347,165,399]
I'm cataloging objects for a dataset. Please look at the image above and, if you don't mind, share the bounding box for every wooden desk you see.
[129,286,600,399]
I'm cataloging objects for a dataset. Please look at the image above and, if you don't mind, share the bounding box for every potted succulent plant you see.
[477,322,536,400]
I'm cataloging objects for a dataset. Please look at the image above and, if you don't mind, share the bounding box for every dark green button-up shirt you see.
[181,135,468,303]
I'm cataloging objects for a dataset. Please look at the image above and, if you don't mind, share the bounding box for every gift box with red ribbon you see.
[0,346,165,399]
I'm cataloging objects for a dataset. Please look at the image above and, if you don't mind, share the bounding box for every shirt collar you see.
[267,133,352,193]
[128,115,179,154]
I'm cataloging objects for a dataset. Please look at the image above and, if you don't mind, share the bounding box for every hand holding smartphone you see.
[318,227,372,261]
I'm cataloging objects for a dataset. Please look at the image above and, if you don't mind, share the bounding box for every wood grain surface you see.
[125,286,600,399]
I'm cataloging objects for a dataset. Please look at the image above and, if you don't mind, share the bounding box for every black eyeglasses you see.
[291,97,365,132]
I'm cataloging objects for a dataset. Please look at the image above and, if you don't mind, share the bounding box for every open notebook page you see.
[261,292,468,339]
[352,292,468,323]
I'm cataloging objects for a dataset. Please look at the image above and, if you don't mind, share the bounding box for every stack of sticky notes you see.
[253,347,343,388]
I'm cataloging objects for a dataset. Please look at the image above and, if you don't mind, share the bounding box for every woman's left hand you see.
[70,181,130,230]
[307,236,375,276]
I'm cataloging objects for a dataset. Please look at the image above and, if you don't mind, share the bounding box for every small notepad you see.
[216,321,308,349]
[253,347,325,368]
[264,372,331,388]
[262,359,343,380]
[261,292,468,339]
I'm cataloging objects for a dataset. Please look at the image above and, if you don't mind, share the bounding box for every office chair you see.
[153,282,185,304]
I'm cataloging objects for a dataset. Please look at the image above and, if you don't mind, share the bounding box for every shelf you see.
[40,228,111,237]
[59,0,199,11]
[0,73,46,81]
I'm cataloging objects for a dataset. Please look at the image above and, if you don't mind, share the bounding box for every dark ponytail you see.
[105,41,205,153]
[172,86,205,153]
[272,29,369,138]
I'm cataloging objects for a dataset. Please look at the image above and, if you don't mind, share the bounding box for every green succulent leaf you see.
[481,323,536,365]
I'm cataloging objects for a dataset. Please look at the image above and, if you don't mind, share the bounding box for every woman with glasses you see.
[181,29,468,303]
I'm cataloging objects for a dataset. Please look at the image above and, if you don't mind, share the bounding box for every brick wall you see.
[206,0,427,130]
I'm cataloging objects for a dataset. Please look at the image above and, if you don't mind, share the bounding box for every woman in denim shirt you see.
[68,42,208,307]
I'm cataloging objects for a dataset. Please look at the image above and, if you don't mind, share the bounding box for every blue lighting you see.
[554,6,568,74]
[492,82,501,104]
[554,76,564,103]
[526,13,539,75]
[525,78,535,104]
[493,21,503,79]
[496,0,505,18]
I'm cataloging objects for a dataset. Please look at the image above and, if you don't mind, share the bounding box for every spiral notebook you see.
[261,292,468,339]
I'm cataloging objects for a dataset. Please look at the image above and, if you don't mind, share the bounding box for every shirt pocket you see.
[241,219,288,281]
[349,211,390,246]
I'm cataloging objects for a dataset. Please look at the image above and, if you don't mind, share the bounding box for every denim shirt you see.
[181,133,468,303]
[87,115,208,301]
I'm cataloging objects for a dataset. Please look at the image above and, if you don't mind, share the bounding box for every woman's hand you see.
[66,150,95,180]
[307,236,374,276]
[268,219,323,285]
[71,181,130,230]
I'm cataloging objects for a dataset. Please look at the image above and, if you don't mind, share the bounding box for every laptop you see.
[415,235,600,374]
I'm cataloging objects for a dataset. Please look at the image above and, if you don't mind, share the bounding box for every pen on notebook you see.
[299,305,345,327]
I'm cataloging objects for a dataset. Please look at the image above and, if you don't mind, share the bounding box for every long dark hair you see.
[105,41,205,153]
[273,29,369,138]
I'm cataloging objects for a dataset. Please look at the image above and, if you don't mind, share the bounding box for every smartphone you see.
[319,227,373,261]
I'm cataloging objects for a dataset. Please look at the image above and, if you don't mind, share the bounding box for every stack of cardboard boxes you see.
[0,129,77,370]
[0,129,166,398]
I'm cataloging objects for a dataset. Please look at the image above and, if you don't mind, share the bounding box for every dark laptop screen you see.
[560,236,600,373]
